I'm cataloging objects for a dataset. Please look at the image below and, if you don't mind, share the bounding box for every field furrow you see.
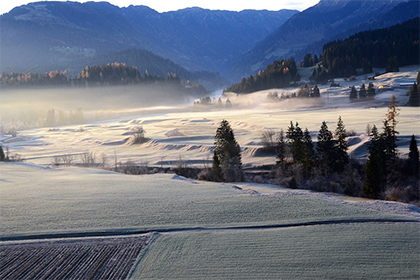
[0,236,149,280]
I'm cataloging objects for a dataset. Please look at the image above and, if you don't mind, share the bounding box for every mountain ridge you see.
[227,0,418,80]
[0,1,297,77]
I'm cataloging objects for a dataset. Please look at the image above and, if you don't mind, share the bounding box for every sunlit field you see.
[1,66,419,279]
[131,223,419,279]
[1,66,419,168]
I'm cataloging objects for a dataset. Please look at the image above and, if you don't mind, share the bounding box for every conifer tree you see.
[0,146,5,161]
[316,121,334,175]
[302,128,314,177]
[408,134,419,178]
[362,123,385,198]
[406,82,420,106]
[367,82,375,99]
[286,122,304,163]
[362,147,384,198]
[359,84,367,99]
[312,85,320,97]
[349,85,358,101]
[334,116,349,172]
[384,95,399,161]
[213,120,242,182]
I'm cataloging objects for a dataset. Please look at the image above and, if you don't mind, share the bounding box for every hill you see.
[322,17,419,78]
[228,0,420,80]
[0,2,297,75]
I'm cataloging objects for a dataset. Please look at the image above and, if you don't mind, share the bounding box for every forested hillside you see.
[0,62,206,95]
[322,17,419,78]
[224,59,299,93]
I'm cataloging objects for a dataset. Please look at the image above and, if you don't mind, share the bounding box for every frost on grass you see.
[131,223,420,280]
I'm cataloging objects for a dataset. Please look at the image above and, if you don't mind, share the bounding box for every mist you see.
[0,84,195,131]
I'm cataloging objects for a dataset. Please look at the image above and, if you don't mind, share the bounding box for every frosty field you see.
[1,162,419,278]
[3,162,417,238]
[2,66,419,167]
[131,223,419,279]
[1,66,419,278]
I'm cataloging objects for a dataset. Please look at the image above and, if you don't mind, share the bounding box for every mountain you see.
[228,0,419,80]
[0,2,298,76]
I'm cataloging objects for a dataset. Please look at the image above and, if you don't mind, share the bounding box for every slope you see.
[0,1,297,74]
[229,0,418,80]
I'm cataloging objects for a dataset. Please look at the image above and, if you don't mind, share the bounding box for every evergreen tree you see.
[349,85,358,101]
[384,95,399,161]
[408,134,419,178]
[334,116,349,172]
[0,146,5,161]
[362,124,385,198]
[367,82,375,99]
[302,128,314,177]
[287,122,304,163]
[213,120,242,182]
[359,84,367,99]
[312,85,320,97]
[406,82,420,106]
[212,152,223,182]
[316,121,335,175]
[381,96,400,186]
[362,146,384,198]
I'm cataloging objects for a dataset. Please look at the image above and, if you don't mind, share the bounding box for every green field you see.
[131,223,420,279]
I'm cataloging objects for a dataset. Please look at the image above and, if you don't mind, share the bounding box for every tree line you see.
[224,59,300,94]
[208,97,419,203]
[0,62,205,91]
[321,17,419,79]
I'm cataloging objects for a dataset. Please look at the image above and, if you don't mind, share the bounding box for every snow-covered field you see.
[1,162,419,278]
[1,66,419,278]
[1,65,419,167]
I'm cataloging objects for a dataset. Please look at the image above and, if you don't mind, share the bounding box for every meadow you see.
[132,223,419,279]
[1,65,419,278]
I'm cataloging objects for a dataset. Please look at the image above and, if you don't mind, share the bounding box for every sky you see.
[0,0,319,15]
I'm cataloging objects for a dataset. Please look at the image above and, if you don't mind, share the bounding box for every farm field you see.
[1,66,419,278]
[1,162,418,238]
[1,162,419,278]
[131,223,420,279]
[0,235,151,279]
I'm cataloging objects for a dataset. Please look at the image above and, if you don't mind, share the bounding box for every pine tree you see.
[349,85,358,101]
[362,147,384,198]
[213,120,242,182]
[359,84,367,99]
[316,121,334,175]
[212,151,223,182]
[302,128,314,177]
[367,82,375,99]
[287,122,304,163]
[362,124,386,198]
[312,85,320,97]
[406,82,420,106]
[0,146,5,161]
[408,134,419,178]
[384,95,399,161]
[334,116,349,172]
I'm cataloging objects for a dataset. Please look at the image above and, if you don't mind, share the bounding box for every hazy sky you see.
[1,0,319,15]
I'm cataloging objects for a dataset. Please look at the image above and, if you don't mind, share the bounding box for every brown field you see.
[0,235,151,280]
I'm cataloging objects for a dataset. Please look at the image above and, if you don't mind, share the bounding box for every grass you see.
[0,163,412,237]
[131,223,420,279]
